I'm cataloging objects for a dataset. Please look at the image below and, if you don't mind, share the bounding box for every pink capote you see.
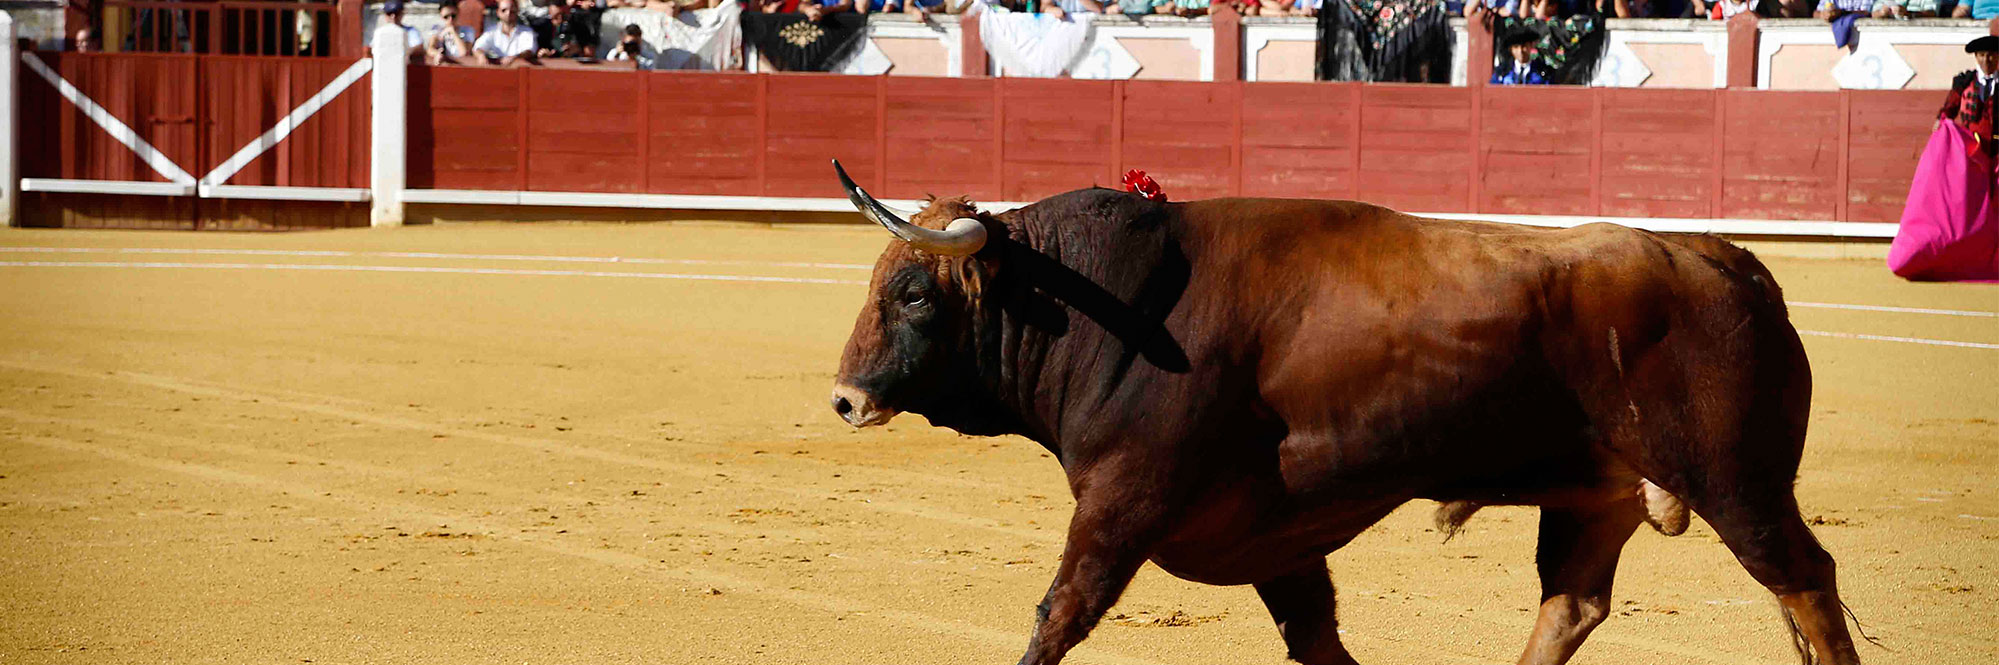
[1890,120,1999,282]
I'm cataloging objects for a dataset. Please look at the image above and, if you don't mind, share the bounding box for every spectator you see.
[382,0,425,61]
[1700,0,1758,18]
[567,0,606,48]
[426,2,477,64]
[1815,0,1896,18]
[474,0,540,65]
[1609,0,1691,17]
[534,0,597,58]
[1107,0,1165,13]
[756,0,806,12]
[605,22,658,68]
[654,0,722,16]
[1466,0,1525,17]
[1952,0,1997,16]
[857,0,904,14]
[1492,29,1551,84]
[905,0,956,18]
[801,0,856,20]
[73,27,100,52]
[1881,0,1940,17]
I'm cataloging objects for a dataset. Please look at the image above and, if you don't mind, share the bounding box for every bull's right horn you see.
[833,159,987,256]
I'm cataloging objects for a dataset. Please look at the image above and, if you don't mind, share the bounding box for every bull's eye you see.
[906,296,928,308]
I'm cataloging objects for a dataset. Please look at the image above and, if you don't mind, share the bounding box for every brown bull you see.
[826,162,1861,665]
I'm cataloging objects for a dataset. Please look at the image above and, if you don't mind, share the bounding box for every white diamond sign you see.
[1833,40,1915,90]
[1068,35,1141,80]
[1591,39,1652,88]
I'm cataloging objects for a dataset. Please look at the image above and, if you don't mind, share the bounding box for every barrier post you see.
[960,11,987,77]
[1726,13,1757,89]
[0,13,16,228]
[1211,3,1241,82]
[1466,14,1492,88]
[370,25,407,227]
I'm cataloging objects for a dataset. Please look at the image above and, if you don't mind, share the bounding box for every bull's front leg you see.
[1254,559,1360,665]
[1015,491,1165,665]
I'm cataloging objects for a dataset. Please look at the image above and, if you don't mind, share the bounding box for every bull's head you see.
[828,160,998,431]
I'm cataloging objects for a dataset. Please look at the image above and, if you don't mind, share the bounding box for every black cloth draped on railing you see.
[1315,0,1453,83]
[739,13,869,72]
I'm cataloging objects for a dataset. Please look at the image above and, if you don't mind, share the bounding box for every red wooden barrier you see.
[1122,80,1239,201]
[23,53,199,183]
[1479,84,1594,216]
[1002,79,1116,201]
[527,68,644,193]
[1239,83,1358,201]
[1846,90,1935,223]
[1722,90,1843,221]
[1598,88,1717,219]
[649,73,764,196]
[32,60,1941,229]
[407,66,522,189]
[1359,84,1473,214]
[883,77,999,201]
[202,57,370,187]
[23,52,368,187]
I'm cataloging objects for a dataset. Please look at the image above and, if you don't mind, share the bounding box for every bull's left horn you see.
[833,159,987,256]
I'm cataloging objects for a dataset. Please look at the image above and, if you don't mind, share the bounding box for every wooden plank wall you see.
[25,60,1951,230]
[202,57,370,188]
[21,53,200,183]
[650,73,763,196]
[883,77,998,201]
[1480,85,1594,216]
[1240,83,1357,201]
[376,68,1958,227]
[407,66,523,190]
[1846,90,1936,224]
[1599,88,1717,219]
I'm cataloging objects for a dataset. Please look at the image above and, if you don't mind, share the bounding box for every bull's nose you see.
[830,384,896,428]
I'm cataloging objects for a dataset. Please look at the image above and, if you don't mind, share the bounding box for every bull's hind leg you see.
[1254,559,1361,665]
[1517,500,1644,665]
[1695,493,1861,665]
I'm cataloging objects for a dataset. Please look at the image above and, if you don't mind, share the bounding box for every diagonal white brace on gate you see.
[198,57,374,189]
[19,52,198,187]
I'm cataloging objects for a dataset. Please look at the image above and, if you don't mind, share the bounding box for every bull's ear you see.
[950,256,987,304]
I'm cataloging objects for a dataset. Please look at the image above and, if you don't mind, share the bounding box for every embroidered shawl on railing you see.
[1315,0,1453,83]
[740,12,869,72]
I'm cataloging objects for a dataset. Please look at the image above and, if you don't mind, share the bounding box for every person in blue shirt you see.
[1492,29,1553,85]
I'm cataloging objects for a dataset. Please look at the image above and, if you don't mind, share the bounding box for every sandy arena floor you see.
[0,222,1993,665]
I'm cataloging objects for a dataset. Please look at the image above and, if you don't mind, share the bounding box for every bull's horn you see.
[833,159,987,256]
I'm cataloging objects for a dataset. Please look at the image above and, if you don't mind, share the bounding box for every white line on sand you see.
[0,247,875,271]
[1797,330,1999,351]
[8,258,1997,350]
[1790,301,1998,319]
[0,261,869,286]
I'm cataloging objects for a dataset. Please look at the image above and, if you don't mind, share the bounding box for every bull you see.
[825,161,1861,665]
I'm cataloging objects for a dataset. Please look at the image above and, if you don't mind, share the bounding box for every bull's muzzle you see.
[831,384,898,428]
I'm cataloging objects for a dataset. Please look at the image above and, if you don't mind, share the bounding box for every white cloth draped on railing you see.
[597,1,745,71]
[975,4,1095,78]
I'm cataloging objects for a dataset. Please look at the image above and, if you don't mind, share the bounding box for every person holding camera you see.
[604,23,657,69]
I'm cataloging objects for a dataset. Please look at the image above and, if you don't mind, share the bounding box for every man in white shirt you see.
[383,1,424,61]
[474,0,542,65]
